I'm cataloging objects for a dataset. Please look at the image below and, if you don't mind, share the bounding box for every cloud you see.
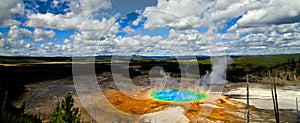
[7,26,56,42]
[210,0,270,21]
[2,0,300,56]
[141,0,274,31]
[26,12,117,31]
[224,23,300,55]
[63,39,71,44]
[237,0,300,26]
[233,23,300,35]
[132,15,143,26]
[70,24,119,43]
[8,26,32,39]
[0,0,24,27]
[69,0,112,16]
[0,0,24,20]
[105,29,221,56]
[33,28,55,42]
[25,0,115,31]
[0,38,37,56]
[142,0,210,30]
[123,26,135,34]
[0,19,21,27]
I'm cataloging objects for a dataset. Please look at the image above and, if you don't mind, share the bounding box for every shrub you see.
[50,92,81,123]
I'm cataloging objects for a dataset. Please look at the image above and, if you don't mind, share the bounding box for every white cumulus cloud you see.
[8,26,32,39]
[0,0,24,27]
[142,0,210,30]
[33,28,56,42]
[237,0,300,26]
[0,0,24,20]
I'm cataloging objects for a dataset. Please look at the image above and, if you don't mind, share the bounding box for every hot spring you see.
[151,88,207,102]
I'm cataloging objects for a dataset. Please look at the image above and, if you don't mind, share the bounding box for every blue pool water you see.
[151,88,207,102]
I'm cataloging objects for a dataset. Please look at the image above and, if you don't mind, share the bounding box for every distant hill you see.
[226,54,300,82]
[0,53,299,64]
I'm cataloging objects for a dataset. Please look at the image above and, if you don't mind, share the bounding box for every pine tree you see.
[50,92,81,123]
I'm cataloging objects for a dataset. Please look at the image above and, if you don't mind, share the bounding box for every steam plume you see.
[200,56,232,84]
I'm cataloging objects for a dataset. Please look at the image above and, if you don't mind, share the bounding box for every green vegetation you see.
[128,54,300,82]
[50,92,81,123]
[0,57,44,64]
[194,54,300,66]
[0,94,41,123]
[1,111,41,123]
[0,54,299,83]
[1,54,299,65]
[227,54,300,82]
[232,54,300,67]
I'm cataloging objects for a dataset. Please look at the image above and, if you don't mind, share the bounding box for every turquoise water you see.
[151,88,207,102]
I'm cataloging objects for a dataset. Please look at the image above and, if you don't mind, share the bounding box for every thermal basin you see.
[151,88,207,102]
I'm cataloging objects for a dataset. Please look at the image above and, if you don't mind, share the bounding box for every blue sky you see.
[0,0,300,56]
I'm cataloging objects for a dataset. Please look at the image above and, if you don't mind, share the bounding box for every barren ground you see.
[12,72,299,123]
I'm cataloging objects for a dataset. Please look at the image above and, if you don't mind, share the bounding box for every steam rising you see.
[149,56,232,90]
[199,56,233,84]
